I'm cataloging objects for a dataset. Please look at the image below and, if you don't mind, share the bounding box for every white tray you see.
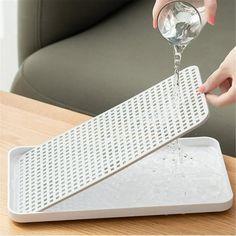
[8,66,210,215]
[8,137,233,223]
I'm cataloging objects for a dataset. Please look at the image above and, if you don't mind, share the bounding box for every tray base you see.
[8,137,233,223]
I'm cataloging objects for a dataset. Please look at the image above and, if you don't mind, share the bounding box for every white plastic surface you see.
[8,137,233,223]
[11,66,209,213]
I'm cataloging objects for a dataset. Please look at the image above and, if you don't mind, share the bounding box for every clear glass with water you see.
[156,0,207,109]
[157,0,206,46]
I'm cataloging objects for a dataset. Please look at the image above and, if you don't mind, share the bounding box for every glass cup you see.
[157,0,207,46]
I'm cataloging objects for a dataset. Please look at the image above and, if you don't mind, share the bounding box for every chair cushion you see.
[12,0,235,154]
[18,0,133,63]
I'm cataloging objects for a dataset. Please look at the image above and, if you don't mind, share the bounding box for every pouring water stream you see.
[158,1,203,163]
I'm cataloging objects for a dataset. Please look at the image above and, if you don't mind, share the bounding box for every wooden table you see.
[0,91,235,235]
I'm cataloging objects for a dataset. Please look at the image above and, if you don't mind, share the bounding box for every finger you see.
[153,18,158,29]
[206,88,236,107]
[152,0,169,28]
[152,1,159,28]
[200,67,229,93]
[219,79,231,93]
[204,0,217,25]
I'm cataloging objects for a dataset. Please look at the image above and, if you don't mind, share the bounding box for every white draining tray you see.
[8,66,216,222]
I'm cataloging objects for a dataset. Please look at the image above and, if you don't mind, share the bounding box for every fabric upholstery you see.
[18,0,132,64]
[12,0,235,155]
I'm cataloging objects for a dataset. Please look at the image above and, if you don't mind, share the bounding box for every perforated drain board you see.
[18,66,208,213]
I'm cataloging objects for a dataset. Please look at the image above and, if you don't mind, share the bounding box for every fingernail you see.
[199,85,205,93]
[209,16,216,25]
[153,19,158,29]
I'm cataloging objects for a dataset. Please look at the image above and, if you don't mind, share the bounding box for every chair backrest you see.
[18,0,133,65]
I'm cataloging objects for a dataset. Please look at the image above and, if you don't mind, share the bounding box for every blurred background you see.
[0,0,17,91]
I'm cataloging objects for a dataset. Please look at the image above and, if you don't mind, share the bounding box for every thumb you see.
[206,88,236,107]
[199,67,229,93]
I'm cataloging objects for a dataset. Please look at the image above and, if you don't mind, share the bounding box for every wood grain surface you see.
[0,91,235,235]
